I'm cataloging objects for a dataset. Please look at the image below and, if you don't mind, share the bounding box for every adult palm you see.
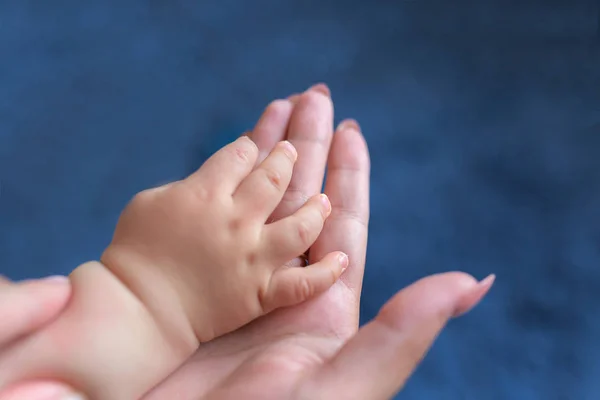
[145,85,493,400]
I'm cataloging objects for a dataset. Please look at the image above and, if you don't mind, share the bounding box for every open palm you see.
[145,86,493,400]
[0,85,492,400]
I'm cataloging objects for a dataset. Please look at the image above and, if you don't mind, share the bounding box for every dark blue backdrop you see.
[2,1,600,398]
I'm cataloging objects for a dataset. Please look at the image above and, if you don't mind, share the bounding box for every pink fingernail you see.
[0,384,87,400]
[319,194,332,215]
[452,274,496,318]
[280,140,298,161]
[337,119,361,132]
[61,393,87,400]
[308,83,331,97]
[338,253,349,271]
[478,274,496,289]
[42,275,70,284]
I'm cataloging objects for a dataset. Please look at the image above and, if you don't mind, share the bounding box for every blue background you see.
[2,1,600,398]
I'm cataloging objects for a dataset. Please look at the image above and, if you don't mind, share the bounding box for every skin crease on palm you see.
[0,84,494,400]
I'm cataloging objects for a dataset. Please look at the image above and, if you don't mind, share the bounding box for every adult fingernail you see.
[478,274,496,289]
[452,274,495,318]
[308,83,331,97]
[337,119,361,132]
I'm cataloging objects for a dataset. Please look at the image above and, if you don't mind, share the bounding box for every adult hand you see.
[145,84,495,400]
[0,276,85,400]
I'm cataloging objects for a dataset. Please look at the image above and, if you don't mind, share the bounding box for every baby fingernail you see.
[1,385,87,400]
[61,393,87,400]
[281,140,297,161]
[319,194,331,215]
[42,275,70,284]
[338,252,349,271]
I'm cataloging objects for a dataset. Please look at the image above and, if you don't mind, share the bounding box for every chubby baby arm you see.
[0,260,197,400]
[0,137,347,400]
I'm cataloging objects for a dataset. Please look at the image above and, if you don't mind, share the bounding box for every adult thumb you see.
[303,272,495,400]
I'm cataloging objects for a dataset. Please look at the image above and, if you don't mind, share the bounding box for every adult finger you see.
[0,381,86,400]
[269,84,334,221]
[0,276,71,346]
[309,120,370,319]
[248,84,330,165]
[248,99,295,165]
[302,272,495,400]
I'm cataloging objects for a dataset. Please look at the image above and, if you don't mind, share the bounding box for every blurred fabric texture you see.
[1,1,600,398]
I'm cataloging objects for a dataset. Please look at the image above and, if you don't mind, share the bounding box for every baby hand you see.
[101,137,348,342]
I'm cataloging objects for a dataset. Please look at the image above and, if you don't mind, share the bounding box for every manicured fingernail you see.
[478,274,496,289]
[452,274,496,318]
[308,83,331,97]
[319,194,331,215]
[280,140,297,161]
[338,252,349,271]
[337,119,361,132]
[287,93,300,103]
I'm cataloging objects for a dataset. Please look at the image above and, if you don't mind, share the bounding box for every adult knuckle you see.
[281,187,310,206]
[331,206,369,230]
